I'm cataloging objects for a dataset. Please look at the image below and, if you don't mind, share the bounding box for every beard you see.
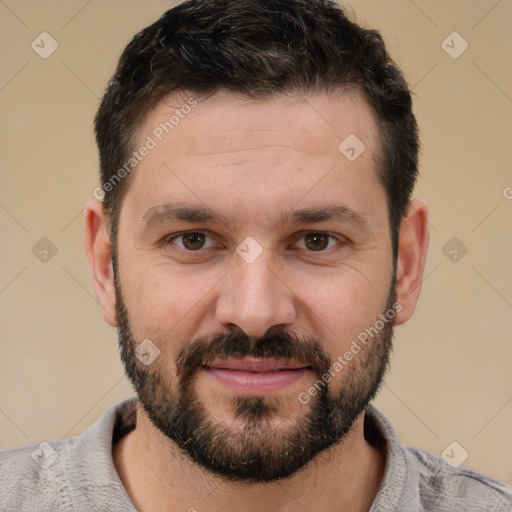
[114,272,396,483]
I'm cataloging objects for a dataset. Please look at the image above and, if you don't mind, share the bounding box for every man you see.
[1,0,511,510]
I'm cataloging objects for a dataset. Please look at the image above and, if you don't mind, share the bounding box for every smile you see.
[202,358,310,393]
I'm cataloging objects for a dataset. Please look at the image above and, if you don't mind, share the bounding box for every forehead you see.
[121,89,386,231]
[136,88,380,162]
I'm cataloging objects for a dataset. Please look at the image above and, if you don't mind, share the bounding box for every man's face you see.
[113,90,396,482]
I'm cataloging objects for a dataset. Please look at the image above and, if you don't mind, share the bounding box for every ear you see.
[84,199,117,327]
[394,198,429,325]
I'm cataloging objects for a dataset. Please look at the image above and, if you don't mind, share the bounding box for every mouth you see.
[201,357,310,394]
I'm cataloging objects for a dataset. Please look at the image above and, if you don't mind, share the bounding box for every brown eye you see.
[296,232,338,251]
[170,232,212,251]
[304,233,329,251]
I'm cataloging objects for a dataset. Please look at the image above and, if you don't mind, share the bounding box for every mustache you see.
[176,329,333,380]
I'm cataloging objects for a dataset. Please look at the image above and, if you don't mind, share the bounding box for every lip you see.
[201,358,309,394]
[205,357,307,372]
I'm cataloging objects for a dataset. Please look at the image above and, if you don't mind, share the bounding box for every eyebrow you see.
[140,202,369,231]
[281,205,369,228]
[141,203,237,231]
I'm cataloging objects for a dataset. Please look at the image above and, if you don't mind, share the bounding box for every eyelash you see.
[164,231,344,253]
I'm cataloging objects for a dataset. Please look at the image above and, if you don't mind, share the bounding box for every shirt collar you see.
[65,398,406,510]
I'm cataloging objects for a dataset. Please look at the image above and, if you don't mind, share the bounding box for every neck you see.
[113,402,386,512]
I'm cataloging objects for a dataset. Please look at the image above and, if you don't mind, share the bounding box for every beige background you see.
[1,0,511,486]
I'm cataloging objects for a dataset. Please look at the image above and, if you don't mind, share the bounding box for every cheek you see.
[121,263,219,345]
[299,270,388,356]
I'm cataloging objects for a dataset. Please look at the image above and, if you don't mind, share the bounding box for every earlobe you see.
[84,199,118,327]
[394,198,430,326]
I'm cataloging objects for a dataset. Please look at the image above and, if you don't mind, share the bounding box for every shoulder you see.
[0,437,79,511]
[365,406,512,512]
[0,397,137,512]
[401,445,512,511]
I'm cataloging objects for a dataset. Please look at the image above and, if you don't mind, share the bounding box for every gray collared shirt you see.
[1,397,511,511]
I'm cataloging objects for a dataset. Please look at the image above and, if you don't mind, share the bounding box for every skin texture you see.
[85,89,429,512]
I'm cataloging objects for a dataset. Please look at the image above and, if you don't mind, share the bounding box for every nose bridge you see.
[236,248,276,302]
[215,242,296,337]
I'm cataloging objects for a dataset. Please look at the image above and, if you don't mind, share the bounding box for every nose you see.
[215,246,297,338]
